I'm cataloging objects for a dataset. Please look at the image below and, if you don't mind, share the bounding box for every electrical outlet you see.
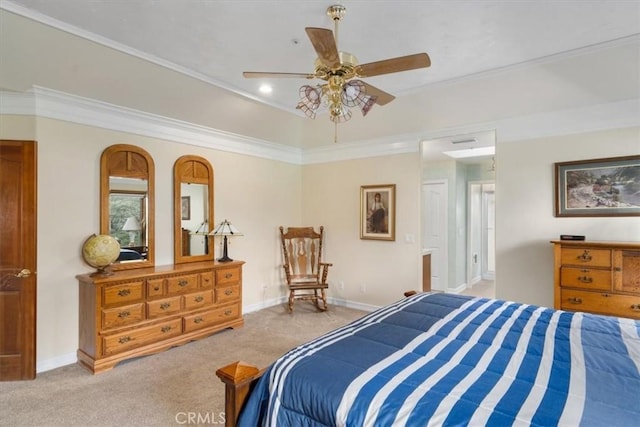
[339,280,345,290]
[360,284,366,293]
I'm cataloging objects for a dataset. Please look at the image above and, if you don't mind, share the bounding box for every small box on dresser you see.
[551,240,640,319]
[77,260,244,374]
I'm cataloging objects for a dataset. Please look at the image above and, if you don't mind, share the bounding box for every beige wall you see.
[303,153,423,307]
[3,115,302,365]
[496,127,640,307]
[2,114,639,370]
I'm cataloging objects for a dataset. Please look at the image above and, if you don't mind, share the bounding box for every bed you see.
[217,292,640,426]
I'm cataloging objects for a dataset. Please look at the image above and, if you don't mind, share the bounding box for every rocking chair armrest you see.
[319,262,333,267]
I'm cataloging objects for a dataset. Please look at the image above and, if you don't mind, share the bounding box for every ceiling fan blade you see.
[243,71,315,79]
[361,82,396,106]
[357,53,431,78]
[305,27,340,68]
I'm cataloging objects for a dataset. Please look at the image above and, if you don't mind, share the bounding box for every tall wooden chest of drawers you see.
[77,260,244,373]
[552,241,640,319]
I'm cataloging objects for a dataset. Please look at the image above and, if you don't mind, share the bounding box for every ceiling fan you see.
[243,4,431,141]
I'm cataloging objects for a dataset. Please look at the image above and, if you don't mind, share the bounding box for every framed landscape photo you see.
[554,155,640,217]
[360,184,396,241]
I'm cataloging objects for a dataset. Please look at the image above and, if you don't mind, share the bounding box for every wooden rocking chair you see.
[279,226,332,312]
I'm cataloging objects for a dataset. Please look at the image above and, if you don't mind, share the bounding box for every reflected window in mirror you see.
[101,144,155,270]
[174,155,214,264]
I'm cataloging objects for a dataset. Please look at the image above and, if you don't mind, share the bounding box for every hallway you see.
[460,280,495,299]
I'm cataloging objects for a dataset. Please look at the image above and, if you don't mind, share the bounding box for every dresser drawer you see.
[200,271,214,289]
[215,284,240,304]
[215,267,240,286]
[183,290,213,310]
[103,282,144,305]
[147,296,182,319]
[102,303,144,329]
[560,289,640,319]
[102,319,182,356]
[560,267,611,291]
[147,278,165,298]
[183,304,240,333]
[561,248,611,268]
[167,274,199,294]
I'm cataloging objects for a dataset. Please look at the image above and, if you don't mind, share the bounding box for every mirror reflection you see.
[101,143,155,270]
[173,155,214,265]
[180,183,209,256]
[109,177,148,262]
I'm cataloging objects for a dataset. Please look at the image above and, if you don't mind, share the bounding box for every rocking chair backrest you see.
[279,226,324,283]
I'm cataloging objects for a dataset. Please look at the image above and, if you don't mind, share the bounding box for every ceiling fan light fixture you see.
[297,85,322,118]
[242,4,431,142]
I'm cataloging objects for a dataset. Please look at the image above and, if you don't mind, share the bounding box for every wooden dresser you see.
[552,240,640,319]
[77,260,244,373]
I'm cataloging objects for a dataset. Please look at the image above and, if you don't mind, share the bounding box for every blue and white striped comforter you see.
[238,293,640,426]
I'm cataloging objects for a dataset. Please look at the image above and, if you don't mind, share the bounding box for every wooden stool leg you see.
[288,289,294,312]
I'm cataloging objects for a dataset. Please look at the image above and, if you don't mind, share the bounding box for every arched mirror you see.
[100,144,155,270]
[174,155,214,264]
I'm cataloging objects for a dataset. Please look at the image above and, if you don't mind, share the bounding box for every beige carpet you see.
[0,303,366,427]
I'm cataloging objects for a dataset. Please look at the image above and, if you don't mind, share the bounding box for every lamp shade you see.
[210,220,242,236]
[122,216,141,231]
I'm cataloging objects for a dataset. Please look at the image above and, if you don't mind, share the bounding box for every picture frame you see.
[554,155,640,217]
[181,196,191,220]
[360,184,396,241]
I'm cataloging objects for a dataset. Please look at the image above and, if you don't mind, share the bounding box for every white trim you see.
[36,352,77,373]
[448,283,468,294]
[1,88,638,166]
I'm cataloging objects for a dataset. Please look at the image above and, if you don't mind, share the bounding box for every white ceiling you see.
[1,0,639,156]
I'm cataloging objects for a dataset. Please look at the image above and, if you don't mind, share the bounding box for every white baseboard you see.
[36,296,378,373]
[448,283,468,294]
[37,352,77,373]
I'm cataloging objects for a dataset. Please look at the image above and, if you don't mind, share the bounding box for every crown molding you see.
[1,88,638,166]
[0,87,303,164]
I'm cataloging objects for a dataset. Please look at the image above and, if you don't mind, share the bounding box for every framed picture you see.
[360,184,396,241]
[554,155,640,217]
[181,196,191,220]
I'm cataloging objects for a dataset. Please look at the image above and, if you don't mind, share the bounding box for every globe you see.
[82,234,120,275]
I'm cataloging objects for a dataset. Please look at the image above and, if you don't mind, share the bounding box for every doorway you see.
[0,140,37,381]
[466,181,495,298]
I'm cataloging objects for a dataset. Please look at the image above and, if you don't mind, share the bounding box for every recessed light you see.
[259,84,273,94]
[443,146,495,159]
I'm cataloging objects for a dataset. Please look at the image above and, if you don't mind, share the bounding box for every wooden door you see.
[0,140,37,380]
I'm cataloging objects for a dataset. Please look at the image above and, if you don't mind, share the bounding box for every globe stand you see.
[90,265,114,277]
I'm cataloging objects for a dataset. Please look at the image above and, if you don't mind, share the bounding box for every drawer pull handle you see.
[118,311,130,318]
[153,286,160,291]
[118,289,131,297]
[225,273,233,279]
[194,296,204,303]
[178,280,188,287]
[161,326,172,333]
[160,302,171,310]
[602,293,611,298]
[577,250,592,262]
[118,336,131,344]
[631,304,640,312]
[577,276,593,284]
[224,289,233,296]
[194,317,204,324]
[224,310,232,316]
[568,297,582,305]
